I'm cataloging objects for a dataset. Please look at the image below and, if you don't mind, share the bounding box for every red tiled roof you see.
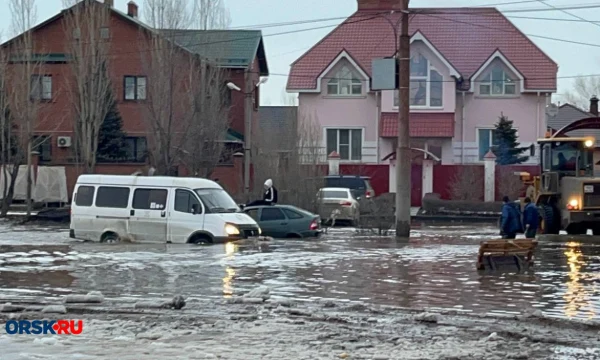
[287,8,557,91]
[380,112,454,138]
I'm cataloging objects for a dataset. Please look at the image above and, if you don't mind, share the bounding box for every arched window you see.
[327,66,362,96]
[394,53,443,107]
[479,67,516,95]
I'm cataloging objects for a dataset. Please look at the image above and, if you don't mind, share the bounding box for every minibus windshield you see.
[195,188,240,213]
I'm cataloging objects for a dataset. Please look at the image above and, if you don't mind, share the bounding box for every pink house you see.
[286,0,558,194]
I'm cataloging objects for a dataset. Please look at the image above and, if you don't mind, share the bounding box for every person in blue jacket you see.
[522,197,539,238]
[500,195,524,239]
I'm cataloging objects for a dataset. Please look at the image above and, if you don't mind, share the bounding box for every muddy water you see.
[0,223,598,321]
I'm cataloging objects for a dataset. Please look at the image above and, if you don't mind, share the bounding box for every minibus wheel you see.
[101,232,120,244]
[188,234,212,244]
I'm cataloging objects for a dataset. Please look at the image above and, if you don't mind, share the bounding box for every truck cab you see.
[536,137,600,235]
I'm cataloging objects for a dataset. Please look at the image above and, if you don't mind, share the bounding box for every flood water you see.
[0,222,598,321]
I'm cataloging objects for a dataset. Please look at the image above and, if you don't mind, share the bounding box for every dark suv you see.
[324,175,375,199]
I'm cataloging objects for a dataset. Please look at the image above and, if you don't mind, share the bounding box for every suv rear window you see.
[325,177,366,189]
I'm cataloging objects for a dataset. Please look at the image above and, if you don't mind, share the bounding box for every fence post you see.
[484,150,496,202]
[421,159,434,199]
[328,151,340,176]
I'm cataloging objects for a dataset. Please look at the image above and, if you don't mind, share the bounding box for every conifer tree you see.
[492,114,529,165]
[96,98,128,162]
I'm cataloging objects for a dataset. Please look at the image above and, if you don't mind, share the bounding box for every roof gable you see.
[411,31,460,79]
[468,49,526,92]
[289,49,369,92]
[287,8,557,92]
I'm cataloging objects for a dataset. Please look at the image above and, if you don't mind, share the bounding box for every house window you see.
[32,135,52,163]
[100,27,110,39]
[479,67,516,95]
[397,54,443,107]
[124,136,147,162]
[124,76,147,100]
[327,66,362,96]
[326,128,362,161]
[478,128,497,161]
[30,75,52,100]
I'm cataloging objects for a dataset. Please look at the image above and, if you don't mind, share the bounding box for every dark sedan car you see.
[242,204,321,238]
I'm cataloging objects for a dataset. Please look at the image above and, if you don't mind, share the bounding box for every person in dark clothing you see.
[522,197,539,238]
[245,179,278,207]
[262,179,278,205]
[500,195,524,239]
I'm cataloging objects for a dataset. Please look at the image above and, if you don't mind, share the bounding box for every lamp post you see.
[227,77,268,199]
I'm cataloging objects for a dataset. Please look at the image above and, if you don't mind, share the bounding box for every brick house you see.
[2,0,268,198]
[286,0,557,199]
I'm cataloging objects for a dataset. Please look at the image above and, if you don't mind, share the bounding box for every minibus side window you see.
[75,186,95,207]
[95,186,130,208]
[133,188,168,210]
[174,189,201,214]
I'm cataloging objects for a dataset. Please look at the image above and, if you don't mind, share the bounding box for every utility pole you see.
[243,68,253,199]
[395,0,411,239]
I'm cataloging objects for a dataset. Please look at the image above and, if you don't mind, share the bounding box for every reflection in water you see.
[563,242,595,319]
[1,226,599,320]
[223,267,236,298]
[223,242,239,298]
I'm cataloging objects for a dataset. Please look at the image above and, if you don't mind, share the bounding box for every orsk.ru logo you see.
[4,320,83,335]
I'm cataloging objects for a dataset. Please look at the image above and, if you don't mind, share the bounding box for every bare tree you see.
[140,1,194,175]
[0,37,23,217]
[62,0,113,174]
[180,62,231,178]
[563,76,600,110]
[144,0,192,29]
[252,111,325,211]
[281,89,298,106]
[192,0,231,29]
[6,0,42,215]
[448,166,485,201]
[496,166,525,200]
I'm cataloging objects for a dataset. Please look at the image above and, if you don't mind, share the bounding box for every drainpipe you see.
[461,91,466,164]
[536,92,541,161]
[375,91,380,164]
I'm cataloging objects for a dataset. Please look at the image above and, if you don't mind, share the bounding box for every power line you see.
[4,4,600,66]
[414,3,600,14]
[534,0,600,29]
[416,11,600,49]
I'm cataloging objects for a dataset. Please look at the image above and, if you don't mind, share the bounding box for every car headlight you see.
[225,224,240,236]
[258,227,262,235]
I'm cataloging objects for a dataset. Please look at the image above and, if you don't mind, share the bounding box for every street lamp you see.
[228,77,269,198]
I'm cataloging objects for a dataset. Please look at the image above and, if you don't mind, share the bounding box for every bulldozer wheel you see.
[539,205,560,235]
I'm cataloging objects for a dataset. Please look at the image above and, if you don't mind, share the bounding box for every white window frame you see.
[394,54,443,109]
[477,128,495,161]
[476,126,521,161]
[478,66,517,96]
[326,66,363,97]
[324,127,363,162]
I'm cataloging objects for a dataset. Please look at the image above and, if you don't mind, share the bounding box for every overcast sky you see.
[1,0,599,106]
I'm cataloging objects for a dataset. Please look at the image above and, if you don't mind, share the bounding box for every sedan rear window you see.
[321,190,349,199]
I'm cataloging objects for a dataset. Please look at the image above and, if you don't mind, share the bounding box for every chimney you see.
[357,0,406,10]
[105,0,114,7]
[127,1,138,18]
[591,95,599,116]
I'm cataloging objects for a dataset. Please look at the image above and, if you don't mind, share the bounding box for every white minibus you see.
[69,175,261,244]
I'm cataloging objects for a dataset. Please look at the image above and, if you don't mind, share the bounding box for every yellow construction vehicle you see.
[519,137,600,235]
